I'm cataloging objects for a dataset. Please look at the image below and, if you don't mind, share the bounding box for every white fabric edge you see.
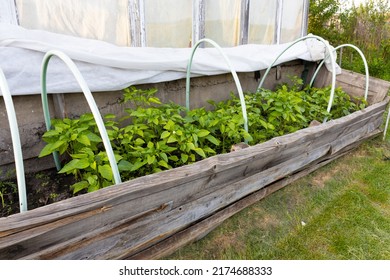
[0,24,333,96]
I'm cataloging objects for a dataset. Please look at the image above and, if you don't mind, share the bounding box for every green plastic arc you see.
[0,68,27,212]
[40,50,122,185]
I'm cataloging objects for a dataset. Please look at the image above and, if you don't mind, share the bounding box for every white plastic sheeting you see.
[5,0,310,47]
[249,1,277,45]
[204,0,242,47]
[281,1,305,43]
[0,23,338,96]
[144,0,192,48]
[15,0,131,46]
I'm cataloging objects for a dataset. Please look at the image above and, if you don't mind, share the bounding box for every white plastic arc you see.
[185,38,249,133]
[384,105,390,141]
[0,68,27,212]
[257,35,337,122]
[310,43,369,101]
[40,50,122,185]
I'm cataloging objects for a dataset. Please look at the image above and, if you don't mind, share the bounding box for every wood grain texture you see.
[0,92,388,259]
[129,129,381,260]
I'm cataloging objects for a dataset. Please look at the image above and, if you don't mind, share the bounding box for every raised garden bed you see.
[0,70,389,260]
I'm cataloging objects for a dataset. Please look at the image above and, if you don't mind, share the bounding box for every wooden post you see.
[274,0,284,44]
[192,0,205,47]
[128,0,146,47]
[301,0,310,37]
[240,0,250,45]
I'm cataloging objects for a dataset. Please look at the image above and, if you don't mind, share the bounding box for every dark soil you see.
[0,169,75,218]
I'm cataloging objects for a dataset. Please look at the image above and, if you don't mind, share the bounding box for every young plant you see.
[39,79,366,195]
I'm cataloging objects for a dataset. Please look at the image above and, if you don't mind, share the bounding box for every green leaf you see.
[87,175,98,186]
[167,135,178,143]
[203,147,216,154]
[42,130,61,138]
[118,160,133,171]
[169,155,179,162]
[181,153,189,163]
[87,183,100,193]
[79,114,94,122]
[205,135,220,146]
[104,114,117,119]
[197,130,210,138]
[135,138,145,146]
[90,161,97,170]
[39,140,67,157]
[59,158,90,173]
[148,97,162,104]
[98,164,113,181]
[159,153,168,162]
[131,160,147,172]
[147,141,154,149]
[114,154,123,162]
[101,180,113,188]
[38,143,56,158]
[158,160,169,169]
[86,132,102,142]
[77,134,91,146]
[147,155,156,165]
[176,130,183,136]
[194,148,206,158]
[70,153,89,159]
[164,120,175,130]
[71,181,89,194]
[161,131,171,139]
[186,142,196,151]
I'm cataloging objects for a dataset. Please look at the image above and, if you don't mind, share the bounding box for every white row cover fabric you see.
[0,0,18,25]
[0,23,338,96]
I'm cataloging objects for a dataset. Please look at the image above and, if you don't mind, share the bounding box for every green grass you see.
[166,137,390,260]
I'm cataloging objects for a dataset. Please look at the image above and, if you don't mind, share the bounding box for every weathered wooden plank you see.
[336,70,390,104]
[330,114,382,155]
[0,114,384,256]
[0,97,388,259]
[0,103,382,240]
[3,97,387,230]
[60,124,378,257]
[22,143,332,259]
[313,67,390,105]
[129,130,381,260]
[19,117,381,259]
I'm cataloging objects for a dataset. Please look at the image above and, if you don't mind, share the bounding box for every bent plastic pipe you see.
[0,68,27,212]
[257,35,337,120]
[310,44,369,102]
[383,108,390,141]
[41,50,121,185]
[185,38,248,133]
